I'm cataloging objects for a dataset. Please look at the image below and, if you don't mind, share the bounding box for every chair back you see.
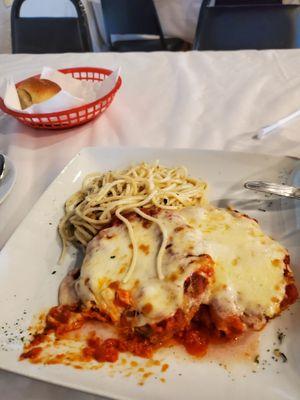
[11,0,92,53]
[215,1,282,4]
[193,1,300,50]
[101,0,165,48]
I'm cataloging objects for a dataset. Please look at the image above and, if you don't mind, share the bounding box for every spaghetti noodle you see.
[58,161,207,281]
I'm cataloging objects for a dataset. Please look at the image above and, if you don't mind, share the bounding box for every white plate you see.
[0,156,16,204]
[0,147,299,400]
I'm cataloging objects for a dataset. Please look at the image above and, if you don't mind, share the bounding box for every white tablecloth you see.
[1,50,300,399]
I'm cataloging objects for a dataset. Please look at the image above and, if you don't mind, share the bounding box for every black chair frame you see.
[193,0,300,51]
[101,0,167,51]
[99,0,185,52]
[11,0,92,53]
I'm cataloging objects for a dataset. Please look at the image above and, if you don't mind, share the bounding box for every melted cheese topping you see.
[180,207,287,318]
[76,210,212,326]
[76,207,288,326]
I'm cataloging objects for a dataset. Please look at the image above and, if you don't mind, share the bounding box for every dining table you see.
[1,49,300,399]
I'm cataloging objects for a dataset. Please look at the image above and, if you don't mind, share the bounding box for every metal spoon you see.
[0,154,5,182]
[244,181,300,200]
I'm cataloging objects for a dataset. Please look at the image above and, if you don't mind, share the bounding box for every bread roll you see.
[17,77,61,110]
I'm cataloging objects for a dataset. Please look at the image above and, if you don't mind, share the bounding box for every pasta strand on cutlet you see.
[58,161,207,280]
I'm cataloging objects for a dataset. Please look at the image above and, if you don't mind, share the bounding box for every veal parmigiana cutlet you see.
[20,162,298,365]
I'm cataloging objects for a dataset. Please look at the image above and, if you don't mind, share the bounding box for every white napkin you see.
[1,66,120,114]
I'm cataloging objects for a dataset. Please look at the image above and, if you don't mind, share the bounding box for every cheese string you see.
[133,208,168,281]
[120,166,175,282]
[115,191,157,283]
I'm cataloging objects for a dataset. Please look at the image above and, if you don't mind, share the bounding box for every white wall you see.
[20,0,77,17]
[0,1,11,53]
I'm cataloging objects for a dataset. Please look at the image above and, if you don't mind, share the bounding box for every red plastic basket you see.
[0,67,122,130]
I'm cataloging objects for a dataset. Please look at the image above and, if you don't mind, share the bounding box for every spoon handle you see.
[244,181,300,200]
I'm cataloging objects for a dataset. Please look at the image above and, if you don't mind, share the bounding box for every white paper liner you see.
[1,66,120,114]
